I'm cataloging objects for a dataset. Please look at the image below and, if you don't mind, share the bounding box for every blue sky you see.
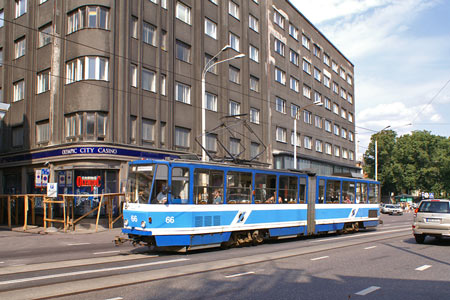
[289,0,450,159]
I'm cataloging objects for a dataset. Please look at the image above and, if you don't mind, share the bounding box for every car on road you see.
[381,204,403,215]
[412,199,450,244]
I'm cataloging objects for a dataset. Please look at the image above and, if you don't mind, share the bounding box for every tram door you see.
[307,175,317,235]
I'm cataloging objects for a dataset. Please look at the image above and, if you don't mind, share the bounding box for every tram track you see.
[0,226,412,300]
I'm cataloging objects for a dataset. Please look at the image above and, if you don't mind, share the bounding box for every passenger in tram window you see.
[343,194,351,204]
[213,189,222,204]
[265,192,282,203]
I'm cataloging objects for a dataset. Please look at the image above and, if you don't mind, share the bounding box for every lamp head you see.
[234,54,246,58]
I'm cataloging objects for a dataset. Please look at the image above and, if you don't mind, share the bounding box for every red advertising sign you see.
[76,176,101,192]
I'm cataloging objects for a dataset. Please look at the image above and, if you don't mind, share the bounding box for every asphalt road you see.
[0,213,449,300]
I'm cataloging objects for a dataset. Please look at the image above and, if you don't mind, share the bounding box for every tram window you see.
[226,171,252,204]
[255,173,277,204]
[368,183,379,203]
[194,168,224,204]
[326,180,341,203]
[171,167,190,204]
[342,181,355,204]
[279,176,298,204]
[299,177,306,203]
[356,182,368,204]
[318,179,325,204]
[151,164,169,204]
[127,164,154,204]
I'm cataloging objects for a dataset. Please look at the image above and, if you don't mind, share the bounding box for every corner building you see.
[0,0,357,195]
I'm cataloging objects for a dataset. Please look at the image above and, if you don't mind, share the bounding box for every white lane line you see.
[355,286,381,296]
[309,228,410,243]
[67,242,91,246]
[364,246,377,250]
[415,265,431,271]
[225,271,255,278]
[93,250,121,255]
[105,297,123,300]
[310,256,329,261]
[0,258,189,286]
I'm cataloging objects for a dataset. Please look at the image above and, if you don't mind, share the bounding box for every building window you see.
[302,35,310,49]
[275,97,286,114]
[15,37,26,59]
[325,143,332,155]
[333,124,340,136]
[13,80,25,102]
[315,116,323,129]
[15,0,27,18]
[249,14,259,32]
[304,136,312,149]
[251,142,260,158]
[323,53,330,66]
[341,109,347,119]
[161,30,167,51]
[175,82,191,104]
[66,56,109,84]
[313,44,321,57]
[250,108,260,124]
[205,92,217,111]
[348,94,353,104]
[302,59,311,74]
[175,127,190,148]
[230,138,240,155]
[291,131,301,147]
[332,82,339,94]
[303,85,311,99]
[250,75,259,92]
[130,16,138,39]
[160,122,166,145]
[229,66,240,84]
[142,119,155,142]
[39,24,52,48]
[274,68,286,85]
[68,6,109,34]
[276,127,287,143]
[161,0,167,9]
[210,0,218,5]
[204,53,218,74]
[130,116,137,143]
[324,98,331,110]
[143,22,156,46]
[205,18,217,39]
[176,40,191,62]
[36,121,49,144]
[314,68,321,82]
[274,38,285,56]
[291,104,300,119]
[229,100,240,116]
[349,151,354,161]
[289,23,298,40]
[98,113,108,137]
[0,10,4,28]
[12,126,24,147]
[347,75,353,85]
[341,128,347,139]
[206,134,217,152]
[324,74,331,88]
[325,120,331,132]
[290,77,299,92]
[84,112,107,138]
[65,113,83,138]
[348,112,354,123]
[304,110,312,125]
[176,2,191,25]
[37,70,51,94]
[249,45,259,62]
[273,10,284,28]
[349,131,354,142]
[334,146,340,157]
[130,64,138,87]
[160,74,166,96]
[333,103,339,115]
[229,32,240,51]
[314,91,321,103]
[315,140,323,153]
[290,49,299,65]
[340,88,347,100]
[340,68,346,80]
[332,61,339,73]
[142,68,156,92]
[229,1,239,20]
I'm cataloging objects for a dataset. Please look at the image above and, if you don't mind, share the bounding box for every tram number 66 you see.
[165,216,175,224]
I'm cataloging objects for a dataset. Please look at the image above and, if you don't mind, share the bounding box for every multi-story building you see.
[0,0,357,196]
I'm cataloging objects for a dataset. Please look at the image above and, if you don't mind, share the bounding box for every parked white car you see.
[381,204,403,215]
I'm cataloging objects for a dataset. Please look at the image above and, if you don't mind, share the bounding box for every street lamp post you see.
[293,101,323,169]
[375,125,390,181]
[201,46,245,161]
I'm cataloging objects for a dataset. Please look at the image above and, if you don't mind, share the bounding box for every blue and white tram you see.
[122,159,380,249]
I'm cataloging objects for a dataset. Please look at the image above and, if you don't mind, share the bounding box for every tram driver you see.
[152,181,168,204]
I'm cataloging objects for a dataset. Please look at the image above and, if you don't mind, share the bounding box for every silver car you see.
[381,204,403,215]
[412,199,450,244]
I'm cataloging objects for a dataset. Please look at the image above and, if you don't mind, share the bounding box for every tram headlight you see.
[141,221,146,228]
[124,219,129,227]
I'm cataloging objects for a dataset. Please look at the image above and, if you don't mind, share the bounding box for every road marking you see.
[415,265,431,271]
[310,256,329,261]
[225,271,255,278]
[355,286,381,296]
[67,242,91,246]
[93,250,121,255]
[364,246,377,250]
[105,297,123,300]
[309,227,410,243]
[0,258,189,286]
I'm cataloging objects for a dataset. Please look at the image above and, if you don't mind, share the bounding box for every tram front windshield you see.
[127,164,155,204]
